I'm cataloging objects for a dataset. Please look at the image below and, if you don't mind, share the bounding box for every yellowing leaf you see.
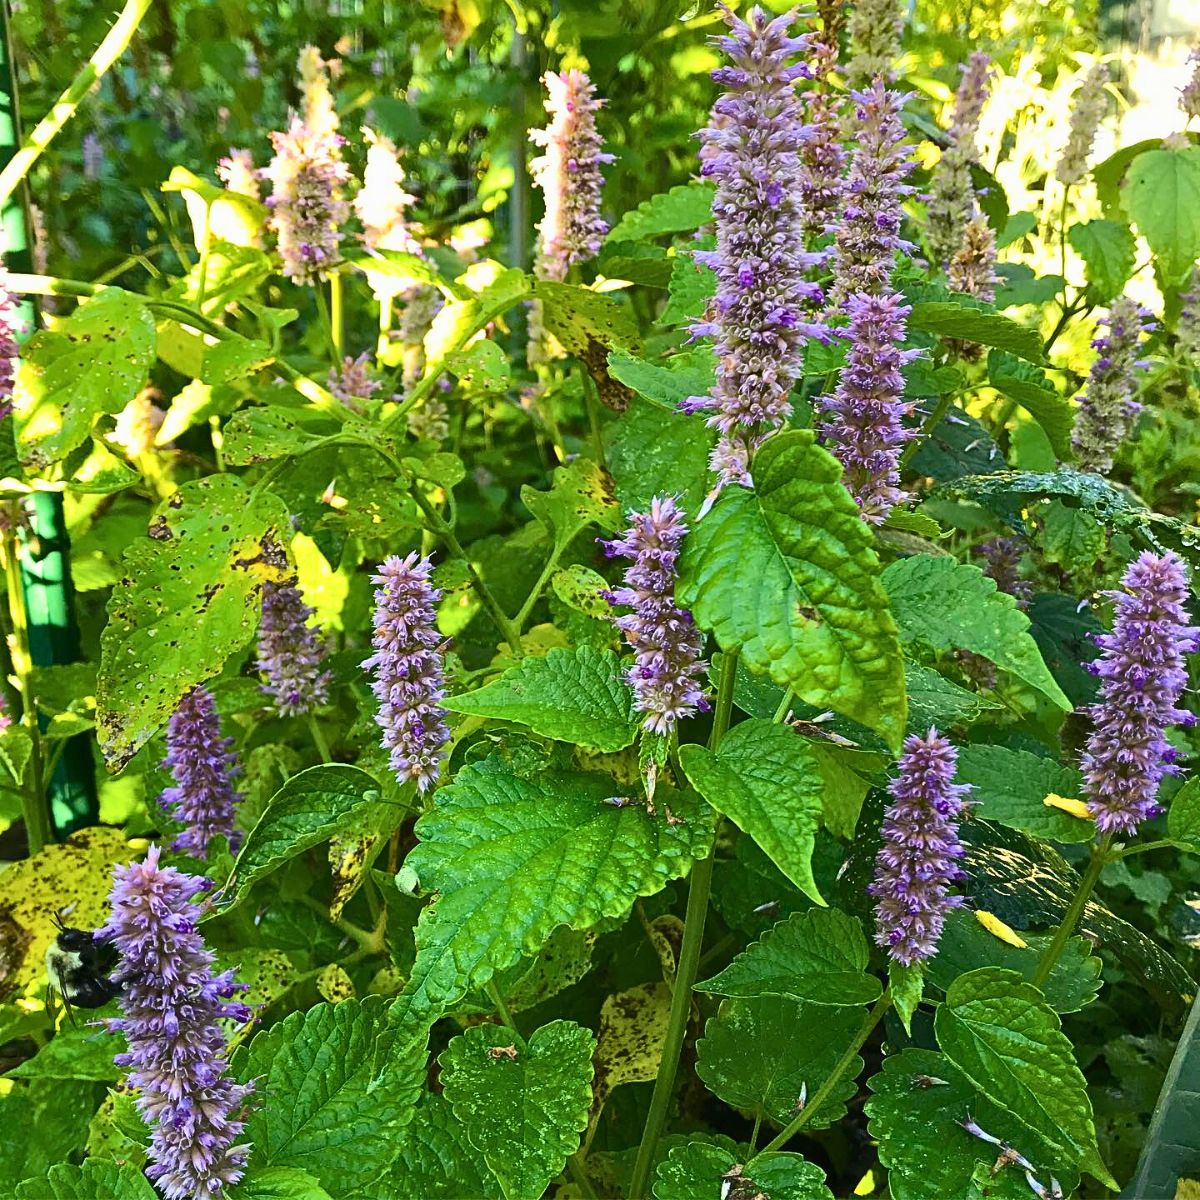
[974,910,1029,949]
[1044,793,1093,820]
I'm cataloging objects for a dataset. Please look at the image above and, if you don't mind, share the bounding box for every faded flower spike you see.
[1081,551,1200,836]
[363,552,450,792]
[603,495,710,736]
[1055,62,1109,187]
[817,291,922,524]
[868,727,970,965]
[1178,269,1200,364]
[329,350,384,410]
[355,128,421,256]
[829,80,917,306]
[927,52,994,267]
[216,148,261,202]
[1182,49,1200,123]
[684,5,828,495]
[98,846,254,1200]
[159,687,243,859]
[256,576,332,717]
[1071,296,1152,474]
[845,0,904,87]
[530,69,614,281]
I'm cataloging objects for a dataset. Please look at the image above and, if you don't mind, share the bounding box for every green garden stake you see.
[0,3,98,837]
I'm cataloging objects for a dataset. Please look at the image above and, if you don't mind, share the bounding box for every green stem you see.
[900,390,955,470]
[314,284,339,364]
[486,979,524,1043]
[1115,838,1173,860]
[298,895,385,954]
[567,1154,599,1200]
[772,687,793,723]
[580,368,605,465]
[1059,185,1071,300]
[330,273,344,358]
[307,713,333,764]
[512,552,560,635]
[749,1113,762,1153]
[757,989,892,1156]
[0,0,153,206]
[2,513,50,853]
[195,203,213,310]
[628,652,739,1199]
[1031,835,1113,987]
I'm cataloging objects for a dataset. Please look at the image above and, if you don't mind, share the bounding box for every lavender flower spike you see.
[1178,268,1200,364]
[530,70,614,281]
[1182,49,1200,123]
[363,552,450,792]
[829,80,917,307]
[0,269,19,420]
[817,291,922,523]
[603,496,710,736]
[256,576,332,717]
[684,6,828,495]
[868,727,970,965]
[1055,62,1110,187]
[1071,296,1152,474]
[217,148,261,202]
[1081,551,1200,836]
[99,845,254,1200]
[159,687,243,859]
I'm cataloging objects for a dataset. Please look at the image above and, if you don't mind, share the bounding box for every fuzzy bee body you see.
[45,920,120,1017]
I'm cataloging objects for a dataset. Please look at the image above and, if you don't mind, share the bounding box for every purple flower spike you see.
[329,350,384,410]
[797,41,846,241]
[1081,551,1200,837]
[99,845,254,1200]
[1183,49,1200,123]
[256,576,332,717]
[530,70,614,281]
[830,80,917,306]
[817,291,921,523]
[868,727,970,965]
[159,687,242,859]
[363,552,450,792]
[687,6,827,495]
[0,270,19,420]
[1071,296,1152,474]
[977,536,1032,609]
[1178,269,1200,363]
[603,496,710,736]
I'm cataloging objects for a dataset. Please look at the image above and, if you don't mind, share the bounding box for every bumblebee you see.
[45,915,120,1020]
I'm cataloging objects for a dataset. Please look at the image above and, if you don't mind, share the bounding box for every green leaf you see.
[0,1079,106,1192]
[889,961,924,1035]
[14,288,156,468]
[606,181,716,242]
[678,430,907,750]
[866,1047,1078,1200]
[987,350,1073,459]
[201,335,275,385]
[1168,777,1200,849]
[955,744,1092,843]
[96,476,291,770]
[927,909,1101,1014]
[377,1094,501,1199]
[391,758,711,1035]
[1121,989,1200,1198]
[439,1021,594,1200]
[660,249,717,326]
[1122,146,1200,284]
[696,908,881,1006]
[445,339,511,392]
[654,1142,833,1200]
[7,1012,122,1081]
[908,301,1044,364]
[423,268,530,376]
[13,1161,156,1200]
[1040,499,1106,571]
[235,997,423,1195]
[680,720,825,902]
[696,996,865,1128]
[1068,219,1137,300]
[0,725,33,789]
[934,967,1115,1187]
[222,408,339,466]
[905,661,1001,732]
[606,349,711,412]
[521,457,621,555]
[232,1167,334,1200]
[533,281,639,356]
[882,555,1070,710]
[214,765,384,915]
[443,645,639,751]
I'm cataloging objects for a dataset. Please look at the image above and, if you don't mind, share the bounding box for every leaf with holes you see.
[389,758,712,1040]
[520,457,621,553]
[680,720,825,903]
[446,339,510,392]
[234,997,424,1195]
[678,431,906,750]
[222,407,340,466]
[882,555,1070,710]
[96,476,291,769]
[533,281,640,357]
[593,983,672,1113]
[696,996,865,1129]
[696,907,880,1006]
[443,645,639,751]
[439,1021,594,1200]
[14,288,156,468]
[934,968,1115,1187]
